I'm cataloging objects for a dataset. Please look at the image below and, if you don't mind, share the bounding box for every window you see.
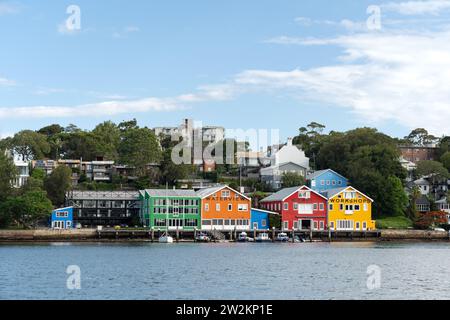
[344,192,356,199]
[283,203,289,210]
[363,222,367,230]
[337,220,354,230]
[313,203,318,210]
[216,204,220,212]
[56,211,69,218]
[354,205,360,211]
[326,180,331,185]
[320,180,325,186]
[299,204,313,214]
[261,219,267,227]
[293,221,299,230]
[205,203,209,212]
[330,221,335,230]
[293,203,299,210]
[364,203,368,211]
[332,180,336,185]
[238,204,248,211]
[314,221,318,230]
[356,222,360,230]
[319,203,324,211]
[329,204,334,211]
[299,191,311,199]
[283,221,289,230]
[338,181,342,185]
[319,221,324,230]
[221,190,231,198]
[228,204,233,211]
[339,204,344,211]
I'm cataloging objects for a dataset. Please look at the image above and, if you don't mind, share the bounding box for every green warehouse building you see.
[139,189,201,230]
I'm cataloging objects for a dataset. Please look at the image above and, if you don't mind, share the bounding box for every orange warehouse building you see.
[196,185,251,231]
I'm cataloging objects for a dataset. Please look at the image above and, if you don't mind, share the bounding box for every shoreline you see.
[0,229,449,243]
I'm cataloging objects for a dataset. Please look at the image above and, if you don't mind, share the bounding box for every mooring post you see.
[176,228,179,243]
[272,227,275,242]
[253,228,257,240]
[151,228,154,243]
[328,228,331,242]
[194,228,197,242]
[292,230,295,243]
[310,228,313,243]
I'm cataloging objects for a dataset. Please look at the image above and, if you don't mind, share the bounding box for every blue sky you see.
[1,0,450,144]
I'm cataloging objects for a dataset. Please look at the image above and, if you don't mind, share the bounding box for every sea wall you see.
[0,229,97,241]
[380,229,450,240]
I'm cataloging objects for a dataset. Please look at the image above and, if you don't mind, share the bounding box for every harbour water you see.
[1,241,450,300]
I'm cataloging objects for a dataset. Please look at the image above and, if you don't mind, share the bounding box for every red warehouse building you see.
[260,186,328,231]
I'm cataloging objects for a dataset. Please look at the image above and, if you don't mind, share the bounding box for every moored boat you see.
[255,232,271,242]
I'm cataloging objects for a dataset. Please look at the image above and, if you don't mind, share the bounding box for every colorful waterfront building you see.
[196,185,251,231]
[51,207,74,229]
[260,186,328,231]
[306,169,348,193]
[139,189,201,230]
[322,186,375,231]
[250,208,277,230]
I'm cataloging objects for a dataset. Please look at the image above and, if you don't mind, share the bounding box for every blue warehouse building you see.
[306,169,348,193]
[251,208,277,230]
[51,207,74,229]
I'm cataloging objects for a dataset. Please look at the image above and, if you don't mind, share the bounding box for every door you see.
[253,222,258,230]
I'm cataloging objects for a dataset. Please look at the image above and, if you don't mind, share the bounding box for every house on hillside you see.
[306,169,348,193]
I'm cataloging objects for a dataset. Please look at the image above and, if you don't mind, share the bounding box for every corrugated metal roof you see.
[306,169,347,181]
[195,185,227,198]
[260,187,301,202]
[320,187,349,199]
[144,189,198,198]
[67,191,140,200]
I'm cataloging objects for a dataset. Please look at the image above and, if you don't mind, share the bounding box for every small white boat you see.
[255,232,271,242]
[276,232,290,242]
[159,234,174,243]
[196,233,211,242]
[238,232,248,242]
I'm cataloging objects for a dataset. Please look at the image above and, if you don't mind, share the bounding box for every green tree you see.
[0,152,17,201]
[31,168,46,181]
[62,131,98,161]
[405,128,438,146]
[159,148,190,185]
[383,176,409,217]
[281,172,306,188]
[92,121,120,161]
[0,190,53,229]
[10,130,50,161]
[408,186,421,221]
[440,152,450,172]
[44,166,72,206]
[119,127,162,176]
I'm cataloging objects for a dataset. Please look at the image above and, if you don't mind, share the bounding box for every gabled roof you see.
[416,195,430,205]
[260,185,327,202]
[321,186,374,202]
[195,185,250,200]
[260,186,300,202]
[306,169,347,181]
[144,189,198,198]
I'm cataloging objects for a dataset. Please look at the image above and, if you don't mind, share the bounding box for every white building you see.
[4,150,30,188]
[269,138,310,169]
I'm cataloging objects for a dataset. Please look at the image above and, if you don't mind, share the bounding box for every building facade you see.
[51,207,74,229]
[322,186,375,231]
[260,186,328,231]
[250,208,275,230]
[260,162,308,190]
[66,191,140,227]
[197,186,251,231]
[140,189,201,230]
[399,145,439,164]
[306,169,348,193]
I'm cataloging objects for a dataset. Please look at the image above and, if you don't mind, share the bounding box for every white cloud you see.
[0,77,15,86]
[382,0,450,15]
[256,28,450,135]
[0,85,235,119]
[0,2,20,15]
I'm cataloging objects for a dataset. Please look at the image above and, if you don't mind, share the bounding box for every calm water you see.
[1,241,450,300]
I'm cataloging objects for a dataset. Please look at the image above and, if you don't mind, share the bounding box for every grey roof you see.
[436,197,448,204]
[306,169,347,181]
[144,189,198,198]
[67,191,139,200]
[320,187,348,199]
[195,185,227,198]
[416,195,430,205]
[260,187,301,202]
